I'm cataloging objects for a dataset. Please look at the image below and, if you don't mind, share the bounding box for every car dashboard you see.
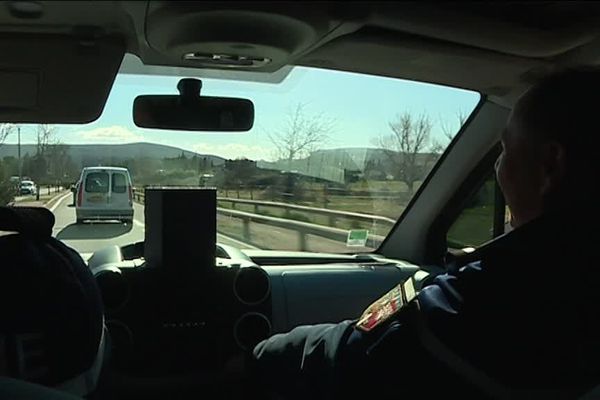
[87,242,429,398]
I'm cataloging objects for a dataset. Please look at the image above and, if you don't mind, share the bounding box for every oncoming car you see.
[18,180,37,196]
[75,167,134,224]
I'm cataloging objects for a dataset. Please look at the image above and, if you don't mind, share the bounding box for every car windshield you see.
[0,55,480,257]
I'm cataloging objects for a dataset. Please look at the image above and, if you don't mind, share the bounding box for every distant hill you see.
[0,143,437,185]
[0,142,226,167]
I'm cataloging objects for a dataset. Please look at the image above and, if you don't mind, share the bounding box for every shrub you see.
[0,180,14,206]
[0,162,14,206]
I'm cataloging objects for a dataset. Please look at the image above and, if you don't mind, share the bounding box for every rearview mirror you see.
[133,78,254,131]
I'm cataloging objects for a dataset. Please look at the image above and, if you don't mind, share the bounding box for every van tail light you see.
[77,184,83,207]
[128,185,133,205]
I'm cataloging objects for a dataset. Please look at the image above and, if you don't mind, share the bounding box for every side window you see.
[112,173,127,193]
[447,174,506,249]
[85,172,109,193]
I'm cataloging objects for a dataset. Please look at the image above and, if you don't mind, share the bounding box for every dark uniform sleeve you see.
[251,320,355,399]
[250,266,477,399]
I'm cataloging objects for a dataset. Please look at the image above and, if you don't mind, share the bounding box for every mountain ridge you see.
[0,142,226,166]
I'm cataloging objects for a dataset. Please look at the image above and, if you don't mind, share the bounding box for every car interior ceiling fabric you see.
[0,206,105,397]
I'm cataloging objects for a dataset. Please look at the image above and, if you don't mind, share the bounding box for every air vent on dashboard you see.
[233,312,271,350]
[233,266,270,305]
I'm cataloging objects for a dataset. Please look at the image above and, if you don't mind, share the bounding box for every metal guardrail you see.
[41,184,63,196]
[133,190,144,203]
[132,190,390,250]
[217,197,396,227]
[218,207,385,250]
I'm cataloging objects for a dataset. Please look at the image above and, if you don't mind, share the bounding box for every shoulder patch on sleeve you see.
[356,276,417,333]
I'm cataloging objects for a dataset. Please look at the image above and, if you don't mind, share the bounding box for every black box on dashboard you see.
[144,187,216,271]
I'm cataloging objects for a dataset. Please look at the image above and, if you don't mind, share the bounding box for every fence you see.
[218,207,385,250]
[217,185,405,200]
[132,190,392,250]
[39,184,64,195]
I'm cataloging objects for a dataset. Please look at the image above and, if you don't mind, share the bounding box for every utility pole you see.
[17,126,22,181]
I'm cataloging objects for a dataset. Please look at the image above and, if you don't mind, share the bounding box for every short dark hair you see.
[520,67,600,194]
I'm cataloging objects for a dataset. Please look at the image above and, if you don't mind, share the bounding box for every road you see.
[49,193,258,258]
[48,192,375,258]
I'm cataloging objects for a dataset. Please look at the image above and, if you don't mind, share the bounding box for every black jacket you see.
[252,208,600,399]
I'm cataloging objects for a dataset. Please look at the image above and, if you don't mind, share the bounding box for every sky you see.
[4,60,481,161]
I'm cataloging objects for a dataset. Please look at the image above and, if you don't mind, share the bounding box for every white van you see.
[75,167,134,224]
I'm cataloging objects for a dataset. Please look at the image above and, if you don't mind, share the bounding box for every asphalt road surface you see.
[49,192,258,259]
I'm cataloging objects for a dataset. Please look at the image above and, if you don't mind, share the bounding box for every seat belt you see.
[415,306,511,400]
[415,303,564,400]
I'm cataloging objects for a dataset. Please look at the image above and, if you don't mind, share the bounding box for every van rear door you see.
[110,171,132,208]
[82,170,109,207]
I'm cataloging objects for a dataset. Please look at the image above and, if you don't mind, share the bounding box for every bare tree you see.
[0,124,16,205]
[36,124,57,156]
[440,110,469,143]
[377,112,439,194]
[26,124,59,182]
[47,143,73,180]
[268,103,334,169]
[0,123,15,147]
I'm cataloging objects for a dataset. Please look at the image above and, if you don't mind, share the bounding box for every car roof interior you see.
[2,1,600,122]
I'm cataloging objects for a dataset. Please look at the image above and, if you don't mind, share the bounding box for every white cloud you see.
[77,126,144,143]
[192,142,275,161]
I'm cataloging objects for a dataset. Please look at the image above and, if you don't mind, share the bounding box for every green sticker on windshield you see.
[347,229,369,247]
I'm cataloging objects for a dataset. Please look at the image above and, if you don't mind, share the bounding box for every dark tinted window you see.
[85,172,109,193]
[112,173,127,193]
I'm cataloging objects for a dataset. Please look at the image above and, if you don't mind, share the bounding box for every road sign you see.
[347,229,369,247]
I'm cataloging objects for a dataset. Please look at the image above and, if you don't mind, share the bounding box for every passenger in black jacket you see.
[250,68,600,399]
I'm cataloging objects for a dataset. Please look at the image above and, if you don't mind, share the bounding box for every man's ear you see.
[539,140,566,196]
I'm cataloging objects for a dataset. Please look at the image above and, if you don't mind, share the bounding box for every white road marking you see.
[49,192,72,213]
[51,198,259,251]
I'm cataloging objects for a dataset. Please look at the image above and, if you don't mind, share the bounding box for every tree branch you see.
[0,124,15,147]
[267,102,334,164]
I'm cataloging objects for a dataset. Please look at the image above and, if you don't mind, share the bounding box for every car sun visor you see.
[0,34,124,124]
